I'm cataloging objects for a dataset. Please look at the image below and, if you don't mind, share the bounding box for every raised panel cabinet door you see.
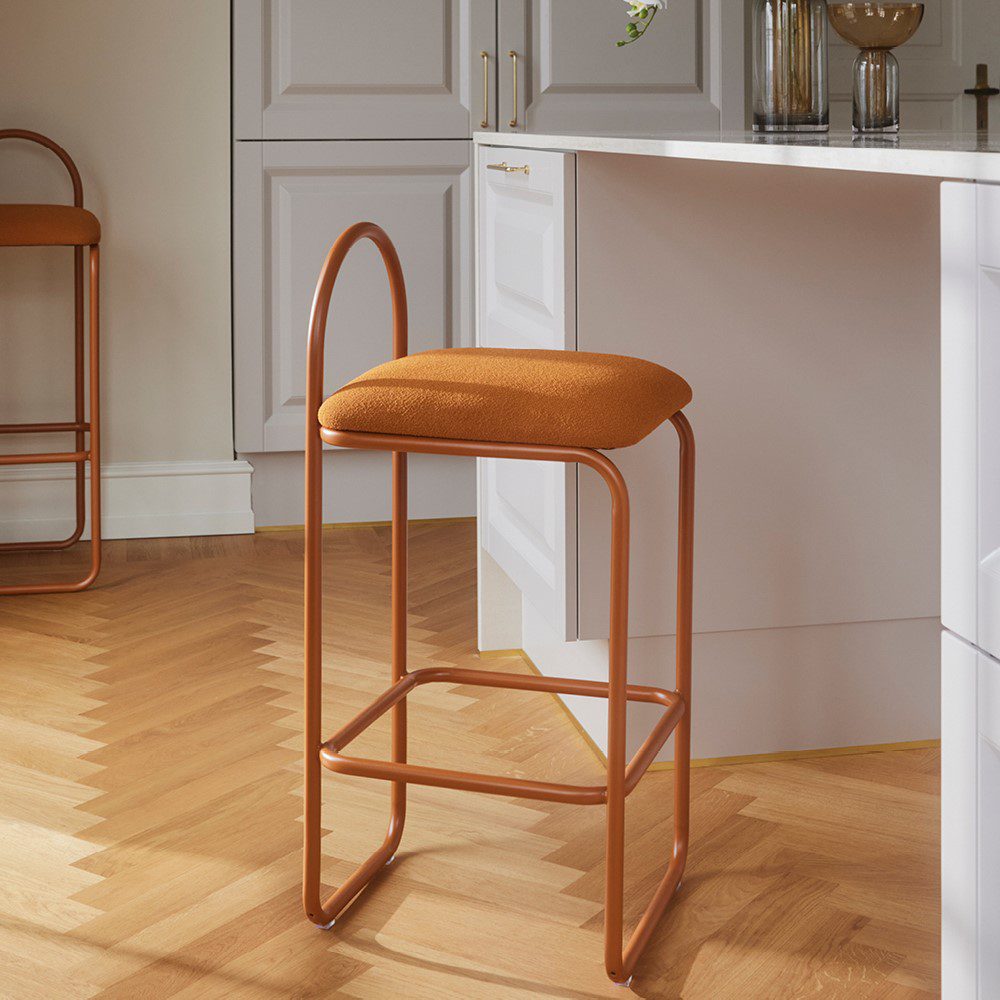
[981,650,1000,1000]
[233,140,472,453]
[233,0,496,139]
[941,631,978,1000]
[496,0,745,134]
[942,633,1000,1000]
[977,186,1000,661]
[944,182,1000,660]
[941,182,979,644]
[477,146,578,639]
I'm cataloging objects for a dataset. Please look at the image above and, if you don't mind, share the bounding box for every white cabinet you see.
[234,140,472,452]
[496,0,745,134]
[942,182,1000,662]
[942,180,1000,1000]
[942,632,1000,1000]
[477,146,577,638]
[234,0,495,139]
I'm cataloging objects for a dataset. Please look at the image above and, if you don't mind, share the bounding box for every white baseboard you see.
[517,597,940,763]
[243,449,476,527]
[0,460,254,541]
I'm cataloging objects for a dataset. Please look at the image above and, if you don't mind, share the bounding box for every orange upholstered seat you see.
[0,204,101,247]
[318,347,692,450]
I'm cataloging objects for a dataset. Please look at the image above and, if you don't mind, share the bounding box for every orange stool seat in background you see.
[302,223,695,986]
[0,130,101,595]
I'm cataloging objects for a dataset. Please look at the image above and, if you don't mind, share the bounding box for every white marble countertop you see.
[473,130,1000,182]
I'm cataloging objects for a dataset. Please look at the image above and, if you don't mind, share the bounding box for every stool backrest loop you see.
[305,222,408,438]
[0,129,84,207]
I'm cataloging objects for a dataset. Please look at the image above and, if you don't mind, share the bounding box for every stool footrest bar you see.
[319,665,684,805]
[0,450,89,466]
[0,422,91,434]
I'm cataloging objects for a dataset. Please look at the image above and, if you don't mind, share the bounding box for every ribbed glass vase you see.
[752,0,830,133]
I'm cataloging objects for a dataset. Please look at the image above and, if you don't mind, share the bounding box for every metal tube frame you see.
[0,130,101,595]
[303,223,694,985]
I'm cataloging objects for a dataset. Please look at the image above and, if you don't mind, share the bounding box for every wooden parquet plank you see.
[0,521,940,998]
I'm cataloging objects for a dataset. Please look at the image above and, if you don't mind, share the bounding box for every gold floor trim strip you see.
[478,648,940,771]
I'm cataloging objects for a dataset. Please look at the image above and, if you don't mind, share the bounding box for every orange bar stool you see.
[0,130,101,595]
[303,223,694,986]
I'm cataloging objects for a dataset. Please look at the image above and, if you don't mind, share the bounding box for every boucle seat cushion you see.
[0,204,101,246]
[317,348,692,450]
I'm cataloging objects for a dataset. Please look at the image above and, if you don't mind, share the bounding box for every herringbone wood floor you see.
[0,522,939,999]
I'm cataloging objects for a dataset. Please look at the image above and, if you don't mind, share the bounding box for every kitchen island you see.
[472,129,999,1000]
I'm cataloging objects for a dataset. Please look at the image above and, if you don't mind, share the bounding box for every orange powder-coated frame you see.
[0,130,101,595]
[303,223,694,986]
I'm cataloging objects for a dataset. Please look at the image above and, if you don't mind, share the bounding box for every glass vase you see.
[752,0,830,133]
[853,49,900,132]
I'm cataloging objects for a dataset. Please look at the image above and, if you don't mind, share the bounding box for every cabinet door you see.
[942,631,979,1000]
[980,649,1000,1000]
[496,0,744,134]
[477,146,577,639]
[942,631,1000,1000]
[977,190,1000,662]
[942,182,1000,661]
[234,0,495,139]
[234,140,472,453]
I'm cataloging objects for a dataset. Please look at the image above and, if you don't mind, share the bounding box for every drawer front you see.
[978,183,1000,270]
[477,146,577,639]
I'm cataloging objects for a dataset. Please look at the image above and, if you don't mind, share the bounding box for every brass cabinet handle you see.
[480,51,490,128]
[508,50,519,128]
[487,161,530,175]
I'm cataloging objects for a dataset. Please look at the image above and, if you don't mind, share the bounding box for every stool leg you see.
[82,245,102,588]
[602,457,632,984]
[71,244,87,546]
[670,411,695,884]
[603,412,695,984]
[388,451,408,841]
[303,440,408,928]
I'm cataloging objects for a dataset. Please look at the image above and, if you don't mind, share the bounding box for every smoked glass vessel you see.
[753,0,830,133]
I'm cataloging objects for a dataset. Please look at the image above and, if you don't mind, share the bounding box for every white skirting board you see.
[0,460,254,541]
[511,596,941,762]
[244,449,477,527]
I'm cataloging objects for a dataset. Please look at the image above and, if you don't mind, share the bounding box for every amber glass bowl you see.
[828,3,924,50]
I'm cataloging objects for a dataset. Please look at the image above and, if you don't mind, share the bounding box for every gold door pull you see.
[487,161,530,175]
[480,51,490,128]
[508,50,519,128]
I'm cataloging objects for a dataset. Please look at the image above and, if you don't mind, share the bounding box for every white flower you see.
[623,0,665,13]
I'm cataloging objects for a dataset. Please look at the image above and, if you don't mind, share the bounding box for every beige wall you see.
[0,0,232,466]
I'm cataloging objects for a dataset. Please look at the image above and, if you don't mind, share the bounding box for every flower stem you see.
[617,6,658,47]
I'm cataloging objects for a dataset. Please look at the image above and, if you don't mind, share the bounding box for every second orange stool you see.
[0,130,101,595]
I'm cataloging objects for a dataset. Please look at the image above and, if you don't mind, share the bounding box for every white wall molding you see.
[517,598,940,763]
[0,460,254,542]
